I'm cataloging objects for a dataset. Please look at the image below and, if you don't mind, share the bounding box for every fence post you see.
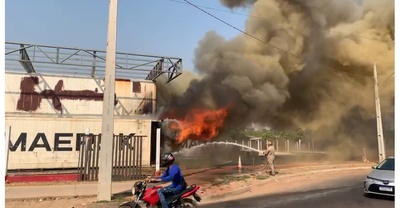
[155,128,161,176]
[84,134,92,180]
[5,126,11,178]
[276,140,279,152]
[312,140,315,151]
[299,139,302,151]
[363,147,369,163]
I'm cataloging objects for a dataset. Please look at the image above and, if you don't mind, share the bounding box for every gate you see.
[77,134,145,181]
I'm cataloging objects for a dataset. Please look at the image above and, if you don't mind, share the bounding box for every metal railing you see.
[5,42,183,82]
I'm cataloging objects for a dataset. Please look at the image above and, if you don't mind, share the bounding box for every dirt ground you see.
[5,162,372,208]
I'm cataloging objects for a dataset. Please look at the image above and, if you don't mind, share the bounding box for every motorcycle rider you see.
[148,153,187,208]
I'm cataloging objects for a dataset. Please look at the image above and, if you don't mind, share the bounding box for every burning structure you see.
[157,0,394,161]
[161,106,230,143]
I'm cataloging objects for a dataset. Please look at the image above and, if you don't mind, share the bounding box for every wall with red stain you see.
[5,72,157,170]
[6,72,156,116]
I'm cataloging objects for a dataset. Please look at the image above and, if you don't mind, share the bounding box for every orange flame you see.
[162,106,229,143]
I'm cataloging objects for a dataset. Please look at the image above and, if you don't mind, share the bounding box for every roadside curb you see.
[254,166,371,188]
[201,166,371,202]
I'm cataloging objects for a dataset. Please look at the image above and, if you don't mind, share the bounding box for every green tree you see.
[228,128,247,140]
[261,130,276,140]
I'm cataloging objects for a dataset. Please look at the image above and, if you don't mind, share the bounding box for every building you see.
[5,42,182,170]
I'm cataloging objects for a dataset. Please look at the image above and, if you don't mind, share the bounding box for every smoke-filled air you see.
[156,0,394,161]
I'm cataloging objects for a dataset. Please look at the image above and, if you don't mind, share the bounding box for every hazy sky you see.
[5,0,251,72]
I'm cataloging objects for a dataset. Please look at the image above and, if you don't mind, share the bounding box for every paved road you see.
[203,175,394,208]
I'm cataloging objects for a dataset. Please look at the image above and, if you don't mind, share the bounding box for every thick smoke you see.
[157,0,394,161]
[219,0,256,8]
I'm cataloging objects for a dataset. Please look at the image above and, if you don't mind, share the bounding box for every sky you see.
[5,0,251,72]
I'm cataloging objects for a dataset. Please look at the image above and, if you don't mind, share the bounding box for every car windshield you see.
[376,158,395,170]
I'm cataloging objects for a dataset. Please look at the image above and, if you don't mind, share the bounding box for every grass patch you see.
[96,200,110,203]
[211,174,252,186]
[255,174,269,180]
[236,175,251,181]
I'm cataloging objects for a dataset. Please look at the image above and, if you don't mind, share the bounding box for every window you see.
[376,158,395,171]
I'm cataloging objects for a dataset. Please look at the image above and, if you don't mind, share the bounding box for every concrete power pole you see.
[373,63,386,163]
[98,0,118,201]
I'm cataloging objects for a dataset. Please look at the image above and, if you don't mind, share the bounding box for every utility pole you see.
[373,63,386,163]
[98,0,118,201]
[155,128,161,176]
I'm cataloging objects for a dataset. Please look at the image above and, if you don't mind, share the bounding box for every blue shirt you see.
[160,164,185,190]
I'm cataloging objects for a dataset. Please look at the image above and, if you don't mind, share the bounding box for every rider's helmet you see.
[161,153,175,167]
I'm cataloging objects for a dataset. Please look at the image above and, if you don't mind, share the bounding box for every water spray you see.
[171,141,265,155]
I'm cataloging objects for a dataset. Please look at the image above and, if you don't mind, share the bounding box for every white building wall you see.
[5,72,157,170]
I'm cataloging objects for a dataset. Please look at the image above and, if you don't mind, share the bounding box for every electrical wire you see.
[169,0,388,43]
[167,0,263,19]
[180,0,373,78]
[381,72,394,85]
[181,0,299,58]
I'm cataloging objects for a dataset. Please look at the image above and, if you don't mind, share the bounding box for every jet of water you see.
[171,141,264,155]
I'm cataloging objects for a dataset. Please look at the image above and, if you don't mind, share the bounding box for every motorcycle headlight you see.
[133,181,144,195]
[131,185,136,195]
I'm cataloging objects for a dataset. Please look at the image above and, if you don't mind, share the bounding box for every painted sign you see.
[5,73,156,169]
[9,132,92,152]
[6,73,156,116]
[16,76,117,112]
[5,118,152,170]
[180,139,207,149]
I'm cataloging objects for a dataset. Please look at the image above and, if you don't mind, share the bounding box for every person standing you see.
[264,141,276,176]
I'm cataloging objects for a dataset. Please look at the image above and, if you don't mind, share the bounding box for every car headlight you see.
[366,176,376,180]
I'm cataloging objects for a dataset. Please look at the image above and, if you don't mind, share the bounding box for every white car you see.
[364,156,395,197]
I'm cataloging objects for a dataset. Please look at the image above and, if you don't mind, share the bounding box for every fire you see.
[161,106,229,143]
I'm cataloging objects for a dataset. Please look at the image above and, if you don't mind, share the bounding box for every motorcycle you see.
[119,180,202,208]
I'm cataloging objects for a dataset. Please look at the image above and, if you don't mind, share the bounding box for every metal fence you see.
[235,138,317,152]
[77,134,145,181]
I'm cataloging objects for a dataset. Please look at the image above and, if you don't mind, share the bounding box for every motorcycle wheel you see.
[180,198,199,208]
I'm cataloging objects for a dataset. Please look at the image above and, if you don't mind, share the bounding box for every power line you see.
[328,31,387,42]
[167,0,263,19]
[324,66,371,78]
[381,72,394,85]
[181,0,299,58]
[181,0,372,79]
[170,0,389,43]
